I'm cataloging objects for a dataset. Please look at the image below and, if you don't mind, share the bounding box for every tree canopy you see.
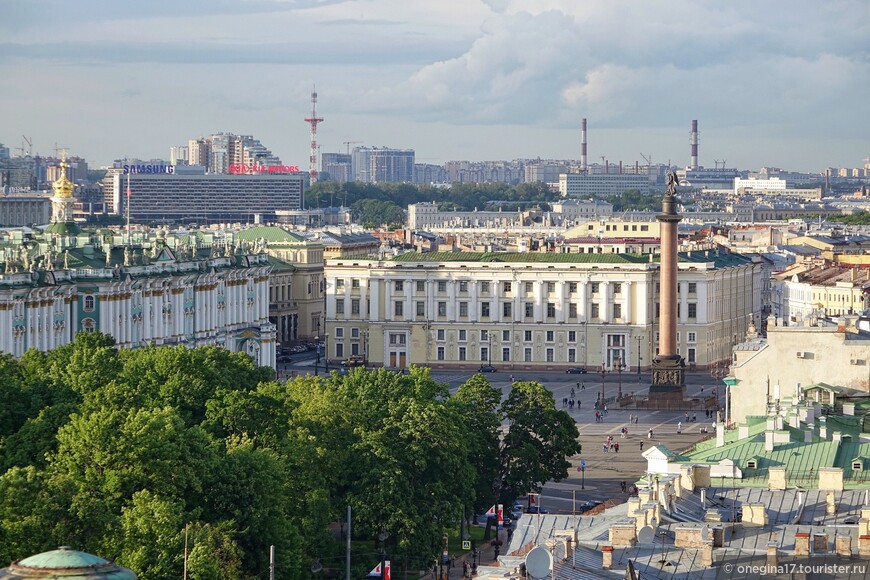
[0,334,581,578]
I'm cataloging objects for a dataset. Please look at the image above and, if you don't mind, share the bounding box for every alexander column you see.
[650,170,686,401]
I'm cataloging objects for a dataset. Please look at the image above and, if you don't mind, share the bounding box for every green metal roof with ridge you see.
[235,226,307,243]
[0,546,136,579]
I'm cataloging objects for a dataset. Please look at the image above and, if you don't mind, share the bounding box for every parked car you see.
[341,355,366,367]
[477,365,497,373]
[565,367,588,374]
[509,505,524,519]
[525,506,549,514]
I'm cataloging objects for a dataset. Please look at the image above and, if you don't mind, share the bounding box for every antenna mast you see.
[304,86,324,183]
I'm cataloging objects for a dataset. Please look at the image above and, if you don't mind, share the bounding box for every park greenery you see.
[0,333,580,579]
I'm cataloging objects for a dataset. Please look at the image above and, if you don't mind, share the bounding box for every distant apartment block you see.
[106,170,305,223]
[321,152,352,183]
[351,147,415,183]
[559,173,650,198]
[186,133,282,174]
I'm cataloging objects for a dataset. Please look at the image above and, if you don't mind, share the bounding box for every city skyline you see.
[1,0,867,173]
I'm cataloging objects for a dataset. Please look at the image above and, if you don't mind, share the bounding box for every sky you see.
[1,0,868,173]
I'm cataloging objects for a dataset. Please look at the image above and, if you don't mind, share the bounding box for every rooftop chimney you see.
[580,118,588,171]
[690,120,699,170]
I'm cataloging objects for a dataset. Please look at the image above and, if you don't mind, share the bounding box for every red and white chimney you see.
[690,120,699,170]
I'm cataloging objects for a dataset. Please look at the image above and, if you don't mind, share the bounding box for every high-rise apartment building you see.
[185,133,282,173]
[351,147,415,183]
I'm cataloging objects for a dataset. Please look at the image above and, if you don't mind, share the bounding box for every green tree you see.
[115,490,184,578]
[499,382,581,502]
[453,374,502,513]
[186,521,244,580]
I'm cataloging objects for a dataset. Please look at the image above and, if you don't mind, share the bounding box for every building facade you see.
[324,250,761,372]
[559,173,651,198]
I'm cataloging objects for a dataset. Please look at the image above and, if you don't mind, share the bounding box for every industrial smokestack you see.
[690,120,699,170]
[580,118,588,171]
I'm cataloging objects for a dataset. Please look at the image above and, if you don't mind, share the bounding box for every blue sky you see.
[1,0,867,172]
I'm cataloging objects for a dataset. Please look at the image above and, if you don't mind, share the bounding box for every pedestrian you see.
[635,415,639,425]
[463,561,468,577]
[510,374,515,383]
[578,400,581,408]
[581,382,586,390]
[571,386,576,397]
[685,411,689,421]
[602,443,608,452]
[615,442,619,453]
[628,413,633,424]
[677,421,682,434]
[640,440,644,451]
[692,413,697,423]
[595,411,600,422]
[648,428,653,439]
[604,404,608,415]
[563,397,568,407]
[620,480,626,492]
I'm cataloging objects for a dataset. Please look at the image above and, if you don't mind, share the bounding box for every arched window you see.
[84,295,95,312]
[81,318,96,332]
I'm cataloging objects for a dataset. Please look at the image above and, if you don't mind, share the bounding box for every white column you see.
[534,281,544,322]
[447,280,456,320]
[602,282,611,323]
[558,281,568,323]
[680,281,688,324]
[513,280,522,322]
[385,280,393,321]
[579,280,588,319]
[470,281,479,323]
[427,280,435,320]
[624,281,632,323]
[370,277,380,321]
[404,281,413,322]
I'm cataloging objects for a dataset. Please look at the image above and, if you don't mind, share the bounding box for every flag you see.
[485,505,497,516]
[367,561,391,580]
[529,493,538,506]
[497,504,504,527]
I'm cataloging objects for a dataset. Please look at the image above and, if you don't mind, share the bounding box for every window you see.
[438,281,447,292]
[336,343,344,358]
[568,348,576,362]
[688,303,697,319]
[394,301,403,316]
[438,302,447,316]
[437,329,445,341]
[351,327,359,338]
[687,332,696,343]
[546,331,554,342]
[613,283,621,294]
[480,329,489,341]
[524,330,532,342]
[388,333,406,346]
[480,348,488,362]
[546,282,555,293]
[640,225,649,231]
[459,302,468,317]
[524,348,532,362]
[437,346,445,360]
[502,330,510,341]
[503,302,512,318]
[591,283,600,294]
[525,282,533,293]
[591,303,599,318]
[84,295,95,312]
[547,303,556,318]
[481,302,490,317]
[416,301,425,316]
[336,279,344,289]
[546,348,554,362]
[459,330,467,341]
[481,281,490,293]
[569,282,577,293]
[655,302,660,320]
[351,343,359,355]
[352,279,359,289]
[687,348,696,364]
[459,347,466,361]
[525,302,533,317]
[503,281,512,293]
[688,282,697,294]
[613,303,622,319]
[502,347,510,362]
[395,281,403,292]
[81,317,96,332]
[459,281,468,292]
[335,327,345,338]
[351,299,360,315]
[568,331,576,342]
[569,303,578,318]
[336,299,345,314]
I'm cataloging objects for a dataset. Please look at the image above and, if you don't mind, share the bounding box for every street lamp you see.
[616,356,625,400]
[488,331,495,366]
[635,335,643,378]
[362,330,369,367]
[324,334,329,373]
[599,365,607,406]
[314,335,320,377]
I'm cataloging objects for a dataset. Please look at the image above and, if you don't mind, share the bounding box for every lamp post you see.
[324,334,329,373]
[599,365,607,405]
[488,331,493,366]
[314,335,320,377]
[616,356,625,399]
[362,330,369,367]
[636,335,643,379]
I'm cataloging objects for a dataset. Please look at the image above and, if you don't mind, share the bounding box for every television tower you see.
[303,86,324,183]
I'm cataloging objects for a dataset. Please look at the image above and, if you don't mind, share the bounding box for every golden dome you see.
[52,156,74,199]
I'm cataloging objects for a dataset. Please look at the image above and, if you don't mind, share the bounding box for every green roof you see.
[235,226,306,243]
[5,546,136,579]
[44,222,81,235]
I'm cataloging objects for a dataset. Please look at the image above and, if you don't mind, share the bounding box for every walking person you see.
[640,440,644,451]
[635,415,639,425]
[614,442,619,453]
[677,421,682,434]
[648,428,653,439]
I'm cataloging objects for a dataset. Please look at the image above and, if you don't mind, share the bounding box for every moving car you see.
[340,355,366,368]
[477,365,497,373]
[565,367,588,374]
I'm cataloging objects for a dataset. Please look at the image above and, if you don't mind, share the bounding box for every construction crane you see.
[21,135,32,157]
[640,153,653,169]
[342,141,363,155]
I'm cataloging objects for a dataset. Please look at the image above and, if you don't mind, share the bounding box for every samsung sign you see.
[123,164,175,174]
